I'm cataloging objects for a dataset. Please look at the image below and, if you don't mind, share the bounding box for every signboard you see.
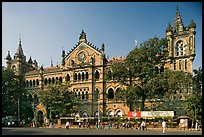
[128,111,174,118]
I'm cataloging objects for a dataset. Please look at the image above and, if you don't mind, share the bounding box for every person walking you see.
[141,121,146,131]
[162,120,166,134]
[65,121,70,129]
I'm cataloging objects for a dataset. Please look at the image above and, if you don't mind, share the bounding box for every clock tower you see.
[165,6,196,73]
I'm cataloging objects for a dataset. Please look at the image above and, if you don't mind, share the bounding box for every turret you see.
[79,30,87,43]
[166,21,173,36]
[5,51,12,68]
[14,38,26,62]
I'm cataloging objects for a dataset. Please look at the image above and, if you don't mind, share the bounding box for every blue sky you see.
[2,2,202,71]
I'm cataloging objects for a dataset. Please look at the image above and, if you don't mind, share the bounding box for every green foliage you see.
[184,95,202,121]
[183,67,202,123]
[2,66,33,121]
[110,37,169,111]
[38,83,79,119]
[110,36,193,112]
[192,67,202,94]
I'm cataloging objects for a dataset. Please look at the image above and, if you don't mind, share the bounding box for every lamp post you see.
[98,92,100,128]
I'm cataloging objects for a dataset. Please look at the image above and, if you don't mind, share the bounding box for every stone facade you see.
[5,7,196,124]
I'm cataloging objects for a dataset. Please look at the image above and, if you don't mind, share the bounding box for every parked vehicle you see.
[2,117,7,126]
[5,116,18,127]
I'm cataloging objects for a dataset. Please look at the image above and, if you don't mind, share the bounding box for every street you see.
[2,127,202,135]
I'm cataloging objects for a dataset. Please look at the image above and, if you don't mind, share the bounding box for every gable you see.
[64,41,103,67]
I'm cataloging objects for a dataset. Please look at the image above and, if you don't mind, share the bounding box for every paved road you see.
[2,127,202,135]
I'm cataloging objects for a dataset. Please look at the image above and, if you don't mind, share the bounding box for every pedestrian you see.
[65,121,70,129]
[141,121,146,130]
[108,122,111,129]
[50,121,54,128]
[162,120,166,134]
[78,122,81,128]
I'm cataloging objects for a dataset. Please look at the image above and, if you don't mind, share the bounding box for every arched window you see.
[185,60,187,70]
[66,74,70,81]
[30,80,32,87]
[179,60,182,70]
[116,110,123,117]
[78,73,81,81]
[86,72,89,80]
[95,70,99,81]
[74,73,77,81]
[175,46,179,56]
[108,88,114,99]
[26,80,29,87]
[174,61,176,70]
[52,77,55,84]
[59,76,62,83]
[36,79,39,86]
[44,78,47,85]
[86,91,89,100]
[82,92,85,100]
[108,111,114,118]
[48,78,51,84]
[56,77,59,83]
[82,72,85,81]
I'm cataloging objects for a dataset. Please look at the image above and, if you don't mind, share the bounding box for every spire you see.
[14,37,25,59]
[166,21,172,32]
[6,51,12,60]
[51,57,53,67]
[188,19,196,28]
[79,30,87,42]
[61,49,65,66]
[28,56,33,64]
[173,6,184,32]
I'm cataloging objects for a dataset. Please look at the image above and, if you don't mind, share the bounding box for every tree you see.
[38,82,79,120]
[183,67,202,128]
[2,66,33,124]
[111,37,168,111]
[192,67,202,94]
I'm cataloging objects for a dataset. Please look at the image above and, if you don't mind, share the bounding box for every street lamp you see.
[98,92,100,128]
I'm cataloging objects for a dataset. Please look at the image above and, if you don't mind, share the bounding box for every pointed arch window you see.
[44,78,47,86]
[66,74,70,81]
[74,73,77,81]
[95,70,99,81]
[108,88,114,99]
[185,60,187,70]
[174,60,176,70]
[59,76,62,83]
[86,72,89,80]
[78,73,81,81]
[82,72,85,81]
[36,79,39,86]
[179,60,182,70]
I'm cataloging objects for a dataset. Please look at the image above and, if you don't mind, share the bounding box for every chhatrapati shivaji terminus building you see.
[5,6,196,126]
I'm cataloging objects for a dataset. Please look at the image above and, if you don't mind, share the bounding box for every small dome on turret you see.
[6,51,12,60]
[188,19,196,28]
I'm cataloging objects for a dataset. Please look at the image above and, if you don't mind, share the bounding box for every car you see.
[2,117,7,126]
[5,116,18,127]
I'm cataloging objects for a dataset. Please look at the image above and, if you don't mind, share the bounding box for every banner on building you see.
[128,111,141,118]
[128,111,174,118]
